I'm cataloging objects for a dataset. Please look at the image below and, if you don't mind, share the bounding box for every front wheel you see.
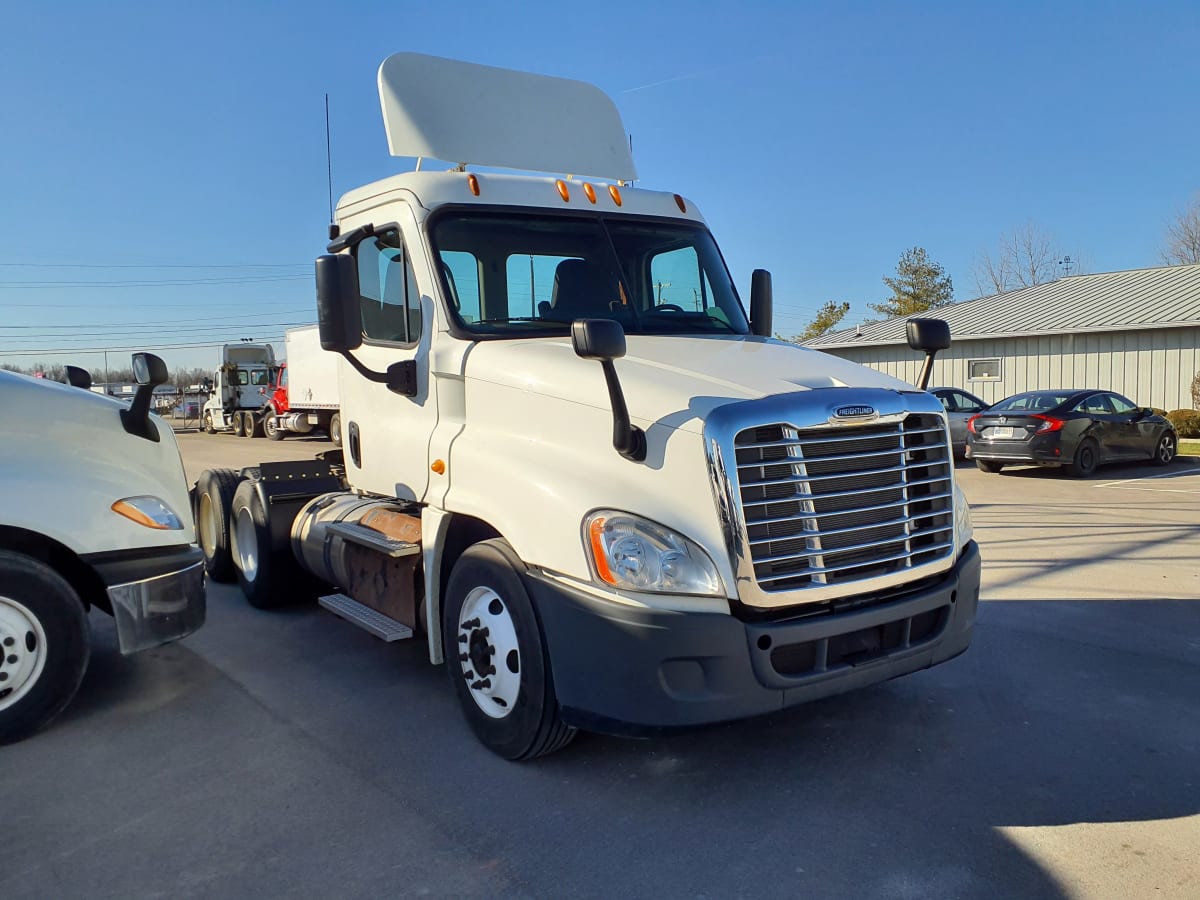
[976,459,1004,474]
[264,410,283,441]
[1067,438,1099,478]
[1152,431,1177,466]
[0,551,90,744]
[442,539,575,760]
[328,412,342,447]
[203,411,216,435]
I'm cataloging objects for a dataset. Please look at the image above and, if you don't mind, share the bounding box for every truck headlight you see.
[954,483,973,552]
[112,496,184,530]
[584,511,722,596]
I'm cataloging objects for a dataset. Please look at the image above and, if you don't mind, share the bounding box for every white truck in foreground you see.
[261,325,342,445]
[196,53,979,760]
[200,342,276,438]
[0,356,205,743]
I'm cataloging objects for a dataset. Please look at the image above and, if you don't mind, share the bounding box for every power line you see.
[0,275,309,289]
[0,322,309,344]
[0,262,309,269]
[0,311,312,329]
[1,300,309,309]
[0,336,290,356]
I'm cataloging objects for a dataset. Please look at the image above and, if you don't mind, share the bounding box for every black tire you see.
[231,412,245,437]
[976,459,1004,474]
[242,411,262,439]
[264,408,284,441]
[1152,431,1177,467]
[230,480,312,609]
[196,468,241,582]
[203,410,216,435]
[1067,438,1099,478]
[328,412,342,448]
[0,551,90,744]
[442,539,576,760]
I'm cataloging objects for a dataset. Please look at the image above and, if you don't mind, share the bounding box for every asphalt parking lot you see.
[4,428,1198,899]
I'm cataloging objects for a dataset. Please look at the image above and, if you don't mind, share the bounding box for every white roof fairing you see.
[377,53,638,182]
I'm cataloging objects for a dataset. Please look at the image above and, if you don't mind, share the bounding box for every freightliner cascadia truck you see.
[196,53,979,760]
[1,356,206,743]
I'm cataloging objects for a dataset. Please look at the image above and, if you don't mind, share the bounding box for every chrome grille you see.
[734,415,954,593]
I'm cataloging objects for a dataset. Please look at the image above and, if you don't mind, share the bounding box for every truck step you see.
[324,521,421,558]
[319,593,414,642]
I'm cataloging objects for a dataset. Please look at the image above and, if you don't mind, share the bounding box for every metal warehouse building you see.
[803,263,1200,412]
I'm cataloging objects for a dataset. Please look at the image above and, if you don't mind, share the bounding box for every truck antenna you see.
[325,93,335,226]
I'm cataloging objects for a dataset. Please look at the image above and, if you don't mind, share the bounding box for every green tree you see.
[796,300,851,341]
[870,247,954,318]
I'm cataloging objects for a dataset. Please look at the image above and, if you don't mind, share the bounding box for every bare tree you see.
[972,222,1075,296]
[1161,192,1200,266]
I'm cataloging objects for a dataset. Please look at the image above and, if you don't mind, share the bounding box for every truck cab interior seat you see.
[545,258,620,323]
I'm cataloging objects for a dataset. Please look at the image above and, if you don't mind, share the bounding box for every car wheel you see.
[264,409,283,441]
[976,460,1004,474]
[1067,438,1099,478]
[1152,432,1177,466]
[442,539,576,760]
[328,412,342,447]
[196,468,241,582]
[0,551,90,745]
[203,411,216,435]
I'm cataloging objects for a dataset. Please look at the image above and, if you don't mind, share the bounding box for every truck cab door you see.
[342,210,438,501]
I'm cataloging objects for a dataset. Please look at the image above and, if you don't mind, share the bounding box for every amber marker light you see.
[111,498,177,529]
[608,184,623,207]
[674,194,687,213]
[588,517,616,584]
[467,174,480,196]
[583,182,597,204]
[431,459,446,475]
[555,179,570,202]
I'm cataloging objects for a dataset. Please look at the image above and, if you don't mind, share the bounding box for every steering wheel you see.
[651,304,685,313]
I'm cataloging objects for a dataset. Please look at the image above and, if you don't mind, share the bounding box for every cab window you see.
[357,228,422,344]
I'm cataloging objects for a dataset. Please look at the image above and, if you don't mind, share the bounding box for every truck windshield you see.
[428,211,750,337]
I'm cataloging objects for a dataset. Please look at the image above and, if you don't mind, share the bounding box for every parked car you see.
[929,387,988,457]
[966,389,1177,476]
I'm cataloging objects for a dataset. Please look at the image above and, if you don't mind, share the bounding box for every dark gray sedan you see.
[966,389,1177,476]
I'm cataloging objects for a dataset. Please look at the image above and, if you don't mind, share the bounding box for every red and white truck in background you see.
[262,325,342,446]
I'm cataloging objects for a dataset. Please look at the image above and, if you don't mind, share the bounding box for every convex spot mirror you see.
[906,317,951,352]
[132,352,169,387]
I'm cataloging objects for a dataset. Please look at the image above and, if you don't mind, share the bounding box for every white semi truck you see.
[196,53,979,760]
[261,325,342,445]
[0,356,206,743]
[200,342,276,438]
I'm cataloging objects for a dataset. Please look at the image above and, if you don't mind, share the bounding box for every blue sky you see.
[2,0,1197,374]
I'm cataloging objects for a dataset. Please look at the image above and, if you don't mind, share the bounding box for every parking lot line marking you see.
[1094,468,1200,489]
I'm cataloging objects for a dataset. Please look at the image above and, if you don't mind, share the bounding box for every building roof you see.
[804,262,1200,349]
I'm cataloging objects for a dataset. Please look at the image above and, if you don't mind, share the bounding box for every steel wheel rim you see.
[264,415,276,438]
[457,586,521,719]
[198,493,218,557]
[0,595,48,712]
[233,506,258,581]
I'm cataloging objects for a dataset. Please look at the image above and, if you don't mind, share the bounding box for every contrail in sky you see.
[621,56,775,94]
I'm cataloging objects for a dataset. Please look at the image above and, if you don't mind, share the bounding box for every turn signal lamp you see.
[608,184,623,207]
[583,182,597,204]
[467,173,480,196]
[674,194,687,213]
[431,459,446,475]
[555,179,570,202]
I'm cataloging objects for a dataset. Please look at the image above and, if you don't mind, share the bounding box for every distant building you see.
[803,263,1200,411]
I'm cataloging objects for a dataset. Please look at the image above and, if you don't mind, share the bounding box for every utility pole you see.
[654,281,671,303]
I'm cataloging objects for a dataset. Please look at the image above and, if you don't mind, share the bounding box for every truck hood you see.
[463,334,916,433]
[0,370,195,553]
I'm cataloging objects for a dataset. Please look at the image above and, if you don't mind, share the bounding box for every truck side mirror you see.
[65,365,92,390]
[121,352,169,442]
[906,317,952,391]
[749,269,772,338]
[315,254,363,353]
[571,319,645,462]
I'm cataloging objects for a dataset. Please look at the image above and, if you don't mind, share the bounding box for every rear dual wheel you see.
[196,468,240,582]
[230,480,313,609]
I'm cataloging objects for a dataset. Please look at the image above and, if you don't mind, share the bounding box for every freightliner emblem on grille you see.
[834,405,876,418]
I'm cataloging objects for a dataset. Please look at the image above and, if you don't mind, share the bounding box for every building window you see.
[967,358,1002,381]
